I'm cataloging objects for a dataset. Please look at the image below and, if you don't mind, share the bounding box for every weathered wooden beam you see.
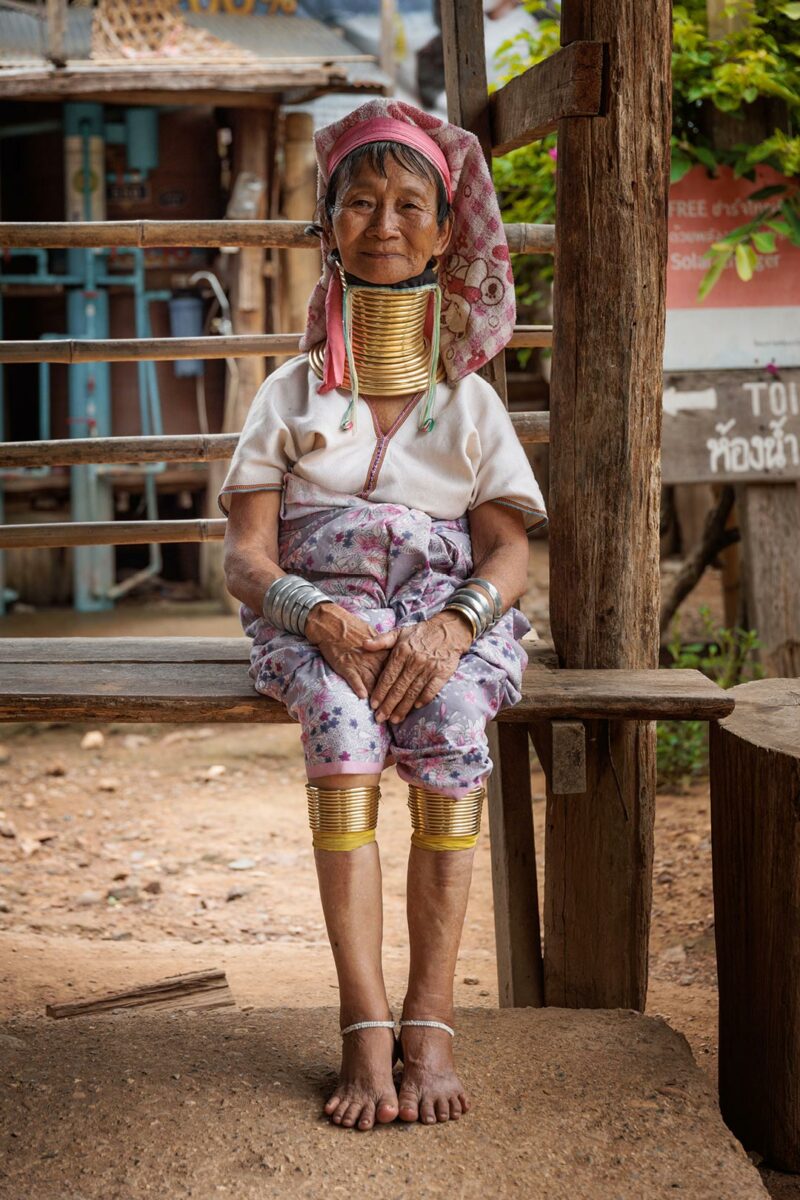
[486,723,545,1007]
[489,41,605,156]
[544,0,672,1011]
[550,720,587,794]
[739,483,800,677]
[0,413,551,470]
[0,648,734,724]
[0,326,551,365]
[0,219,555,253]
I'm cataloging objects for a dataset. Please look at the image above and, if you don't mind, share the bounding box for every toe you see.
[459,1092,470,1113]
[331,1099,350,1125]
[434,1097,450,1123]
[449,1096,462,1120]
[324,1092,342,1115]
[397,1086,419,1122]
[340,1101,362,1128]
[419,1097,437,1125]
[357,1101,376,1131]
[376,1092,399,1124]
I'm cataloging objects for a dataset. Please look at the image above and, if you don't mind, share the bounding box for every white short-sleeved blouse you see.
[218,356,548,532]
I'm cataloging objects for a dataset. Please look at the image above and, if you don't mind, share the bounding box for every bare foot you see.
[397,1023,470,1124]
[323,1026,399,1130]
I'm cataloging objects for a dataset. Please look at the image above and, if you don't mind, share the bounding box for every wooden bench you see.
[0,634,733,1008]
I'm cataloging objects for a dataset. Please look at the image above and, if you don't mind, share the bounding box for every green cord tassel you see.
[340,285,360,433]
[418,284,442,434]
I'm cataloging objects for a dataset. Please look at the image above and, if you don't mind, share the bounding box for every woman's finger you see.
[374,663,422,722]
[369,645,412,709]
[384,670,431,723]
[361,629,400,651]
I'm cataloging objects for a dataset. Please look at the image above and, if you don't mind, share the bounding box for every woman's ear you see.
[433,211,454,259]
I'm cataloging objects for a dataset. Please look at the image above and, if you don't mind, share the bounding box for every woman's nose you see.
[368,204,399,238]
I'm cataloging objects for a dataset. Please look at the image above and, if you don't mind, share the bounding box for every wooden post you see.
[739,484,800,676]
[380,0,397,85]
[710,679,800,1170]
[46,0,66,67]
[545,0,671,1008]
[440,0,506,400]
[202,107,271,605]
[442,0,541,1003]
[279,113,321,337]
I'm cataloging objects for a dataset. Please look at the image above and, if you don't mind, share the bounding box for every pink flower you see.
[548,147,558,161]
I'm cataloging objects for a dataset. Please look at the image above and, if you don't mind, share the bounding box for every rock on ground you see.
[0,1006,765,1200]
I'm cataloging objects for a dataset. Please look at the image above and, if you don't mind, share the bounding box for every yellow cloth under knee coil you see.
[306,783,380,851]
[407,784,485,851]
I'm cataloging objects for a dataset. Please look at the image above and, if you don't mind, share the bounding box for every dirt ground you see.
[0,548,796,1198]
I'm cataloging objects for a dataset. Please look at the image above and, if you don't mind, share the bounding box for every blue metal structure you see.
[0,101,170,613]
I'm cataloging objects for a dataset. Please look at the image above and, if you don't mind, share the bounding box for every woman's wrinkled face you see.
[330,155,452,286]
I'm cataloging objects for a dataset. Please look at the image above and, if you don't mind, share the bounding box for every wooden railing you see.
[0,216,553,552]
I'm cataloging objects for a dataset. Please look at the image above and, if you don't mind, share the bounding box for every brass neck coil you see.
[308,282,445,396]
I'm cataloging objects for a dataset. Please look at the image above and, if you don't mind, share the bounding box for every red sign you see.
[667,165,800,311]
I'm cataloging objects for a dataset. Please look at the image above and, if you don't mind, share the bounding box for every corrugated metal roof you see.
[0,5,381,73]
[0,4,93,63]
[184,12,372,63]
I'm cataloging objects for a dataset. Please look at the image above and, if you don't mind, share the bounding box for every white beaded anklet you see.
[398,1018,455,1037]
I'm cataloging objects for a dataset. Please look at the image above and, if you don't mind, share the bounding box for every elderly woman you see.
[221,100,547,1132]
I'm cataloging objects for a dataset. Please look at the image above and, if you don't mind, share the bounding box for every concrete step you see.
[1,1006,766,1199]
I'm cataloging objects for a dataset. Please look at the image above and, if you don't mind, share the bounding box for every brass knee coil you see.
[408,784,485,850]
[306,784,380,851]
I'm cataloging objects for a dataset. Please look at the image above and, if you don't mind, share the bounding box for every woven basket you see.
[90,0,257,64]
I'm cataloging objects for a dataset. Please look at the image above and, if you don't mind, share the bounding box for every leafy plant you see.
[492,0,800,303]
[656,603,765,790]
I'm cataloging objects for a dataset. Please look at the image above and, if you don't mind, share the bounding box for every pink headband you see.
[326,117,453,203]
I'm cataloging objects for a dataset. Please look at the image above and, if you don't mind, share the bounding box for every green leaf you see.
[670,153,693,183]
[780,199,800,240]
[735,242,757,281]
[747,184,788,201]
[779,2,800,17]
[752,230,777,253]
[693,145,718,169]
[697,249,732,301]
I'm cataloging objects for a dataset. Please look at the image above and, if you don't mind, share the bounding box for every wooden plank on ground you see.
[490,41,604,155]
[46,969,235,1019]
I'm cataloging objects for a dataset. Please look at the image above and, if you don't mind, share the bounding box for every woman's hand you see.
[362,611,474,724]
[305,601,399,701]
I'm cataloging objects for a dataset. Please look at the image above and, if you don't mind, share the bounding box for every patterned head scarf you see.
[300,98,516,390]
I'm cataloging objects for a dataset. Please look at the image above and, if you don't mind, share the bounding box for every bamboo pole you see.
[0,413,550,470]
[0,326,552,365]
[0,520,227,550]
[0,220,555,254]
